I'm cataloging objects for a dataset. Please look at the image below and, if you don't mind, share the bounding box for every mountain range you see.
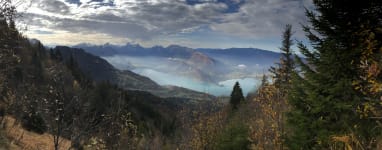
[73,43,281,96]
[54,46,215,100]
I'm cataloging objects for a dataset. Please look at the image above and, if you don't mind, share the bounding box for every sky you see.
[16,0,314,51]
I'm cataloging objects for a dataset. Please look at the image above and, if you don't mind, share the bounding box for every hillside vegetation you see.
[0,2,196,149]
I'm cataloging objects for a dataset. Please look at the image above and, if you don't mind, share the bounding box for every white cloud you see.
[20,0,226,40]
[25,29,130,46]
[16,0,314,48]
[237,64,247,69]
[211,0,312,38]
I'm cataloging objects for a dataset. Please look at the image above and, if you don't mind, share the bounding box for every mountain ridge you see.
[54,46,216,100]
[73,43,281,96]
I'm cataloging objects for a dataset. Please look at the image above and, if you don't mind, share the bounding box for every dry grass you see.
[1,116,71,150]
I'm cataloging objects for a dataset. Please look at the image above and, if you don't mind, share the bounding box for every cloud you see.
[38,0,71,14]
[25,27,130,46]
[237,64,247,69]
[34,29,55,34]
[17,0,314,48]
[20,0,227,43]
[210,0,313,38]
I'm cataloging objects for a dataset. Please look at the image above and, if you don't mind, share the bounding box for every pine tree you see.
[0,14,8,48]
[8,17,18,52]
[0,1,17,50]
[269,24,294,96]
[230,82,245,110]
[286,0,382,149]
[0,1,19,113]
[251,24,295,150]
[260,74,268,88]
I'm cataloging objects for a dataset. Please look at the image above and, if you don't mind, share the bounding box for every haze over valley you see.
[75,43,281,96]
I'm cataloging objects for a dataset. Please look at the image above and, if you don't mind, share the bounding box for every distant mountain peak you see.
[74,43,96,47]
[152,45,164,49]
[166,44,195,50]
[123,42,143,48]
[166,44,184,49]
[103,42,112,46]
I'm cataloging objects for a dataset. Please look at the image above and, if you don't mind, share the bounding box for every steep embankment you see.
[1,116,71,150]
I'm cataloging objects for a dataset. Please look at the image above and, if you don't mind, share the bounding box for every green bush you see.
[22,113,47,134]
[215,123,250,150]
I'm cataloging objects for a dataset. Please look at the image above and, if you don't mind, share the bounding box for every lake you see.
[132,68,260,96]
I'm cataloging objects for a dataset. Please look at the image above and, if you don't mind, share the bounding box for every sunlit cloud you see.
[17,0,313,50]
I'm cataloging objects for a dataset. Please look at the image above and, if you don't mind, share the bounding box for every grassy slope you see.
[1,116,71,150]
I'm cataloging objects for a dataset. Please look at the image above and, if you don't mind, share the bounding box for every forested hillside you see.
[0,1,204,149]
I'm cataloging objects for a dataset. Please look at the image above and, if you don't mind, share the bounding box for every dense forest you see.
[1,0,382,149]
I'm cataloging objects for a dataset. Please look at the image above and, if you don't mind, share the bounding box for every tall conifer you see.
[270,24,294,96]
[230,82,245,110]
[287,0,382,149]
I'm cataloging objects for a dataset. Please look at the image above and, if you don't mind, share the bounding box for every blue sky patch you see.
[64,0,81,4]
[185,0,245,13]
[34,30,54,35]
